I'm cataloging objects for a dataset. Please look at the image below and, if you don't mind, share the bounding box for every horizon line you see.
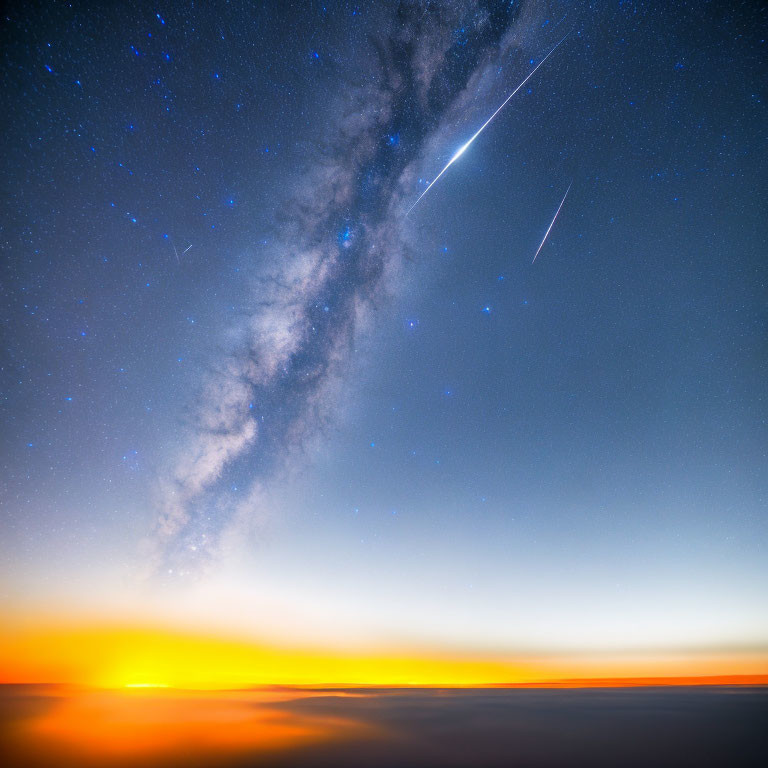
[4,674,767,692]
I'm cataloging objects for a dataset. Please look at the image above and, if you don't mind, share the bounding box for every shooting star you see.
[532,182,571,263]
[406,33,569,216]
[170,239,192,263]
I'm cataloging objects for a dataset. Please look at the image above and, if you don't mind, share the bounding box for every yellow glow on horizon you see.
[0,624,536,688]
[2,621,767,690]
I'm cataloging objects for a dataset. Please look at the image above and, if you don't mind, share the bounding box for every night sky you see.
[2,1,767,659]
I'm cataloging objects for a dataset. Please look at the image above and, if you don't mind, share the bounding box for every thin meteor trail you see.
[406,33,569,216]
[171,240,192,263]
[532,182,571,263]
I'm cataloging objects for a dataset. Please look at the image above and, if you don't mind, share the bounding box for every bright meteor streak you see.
[532,182,571,263]
[406,34,569,216]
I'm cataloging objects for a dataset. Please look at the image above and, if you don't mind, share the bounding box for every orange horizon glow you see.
[0,685,378,767]
[2,621,767,690]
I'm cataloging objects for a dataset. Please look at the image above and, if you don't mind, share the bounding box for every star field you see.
[1,0,767,652]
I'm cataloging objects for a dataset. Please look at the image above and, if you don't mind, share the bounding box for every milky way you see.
[150,0,556,574]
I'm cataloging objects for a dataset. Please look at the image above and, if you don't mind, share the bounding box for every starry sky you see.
[2,1,767,663]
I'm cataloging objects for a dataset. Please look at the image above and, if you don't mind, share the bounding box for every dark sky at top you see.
[1,1,766,651]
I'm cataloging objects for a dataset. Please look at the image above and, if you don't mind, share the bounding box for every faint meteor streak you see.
[406,34,569,215]
[171,240,193,264]
[532,182,571,263]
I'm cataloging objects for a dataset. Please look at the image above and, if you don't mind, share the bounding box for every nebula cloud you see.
[149,0,537,575]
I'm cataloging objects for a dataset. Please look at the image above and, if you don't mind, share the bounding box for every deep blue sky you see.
[1,1,766,655]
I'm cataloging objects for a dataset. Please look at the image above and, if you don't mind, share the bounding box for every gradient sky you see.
[2,0,767,675]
